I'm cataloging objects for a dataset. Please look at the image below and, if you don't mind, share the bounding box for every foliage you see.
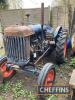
[0,80,36,100]
[11,80,36,99]
[69,57,75,68]
[0,82,10,93]
[0,0,8,9]
[0,96,4,100]
[47,95,57,100]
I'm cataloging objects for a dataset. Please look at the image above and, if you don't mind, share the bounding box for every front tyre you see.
[37,63,55,100]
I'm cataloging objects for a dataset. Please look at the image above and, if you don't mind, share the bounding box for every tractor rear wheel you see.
[55,29,67,64]
[0,57,16,82]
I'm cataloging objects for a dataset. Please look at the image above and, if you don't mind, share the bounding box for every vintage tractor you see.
[0,24,66,87]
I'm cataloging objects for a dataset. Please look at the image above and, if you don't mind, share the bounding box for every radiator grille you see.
[4,36,30,65]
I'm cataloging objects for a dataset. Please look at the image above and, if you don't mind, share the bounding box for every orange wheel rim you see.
[64,42,67,57]
[3,70,14,78]
[44,70,54,87]
[0,62,14,78]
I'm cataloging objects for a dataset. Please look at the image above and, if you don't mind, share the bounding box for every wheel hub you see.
[0,63,14,78]
[44,70,54,86]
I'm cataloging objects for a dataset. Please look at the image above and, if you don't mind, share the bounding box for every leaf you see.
[47,95,57,100]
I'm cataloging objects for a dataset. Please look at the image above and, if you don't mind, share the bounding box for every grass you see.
[47,95,57,100]
[0,82,10,93]
[0,96,4,100]
[0,80,36,100]
[12,80,36,100]
[0,80,59,100]
[69,57,75,68]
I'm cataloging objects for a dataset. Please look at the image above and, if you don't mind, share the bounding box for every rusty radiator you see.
[4,36,30,65]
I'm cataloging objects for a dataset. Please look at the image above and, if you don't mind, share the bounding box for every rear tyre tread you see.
[55,29,66,64]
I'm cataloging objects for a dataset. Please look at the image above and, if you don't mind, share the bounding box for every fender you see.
[53,26,63,38]
[29,24,53,34]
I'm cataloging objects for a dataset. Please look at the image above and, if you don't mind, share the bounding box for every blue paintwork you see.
[53,26,62,38]
[29,24,63,39]
[66,37,72,49]
[29,24,53,34]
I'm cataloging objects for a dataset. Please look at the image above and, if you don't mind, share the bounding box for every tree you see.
[56,0,72,36]
[8,0,22,9]
[61,0,72,37]
[0,0,8,9]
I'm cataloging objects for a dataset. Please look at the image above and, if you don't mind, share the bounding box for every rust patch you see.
[4,25,34,37]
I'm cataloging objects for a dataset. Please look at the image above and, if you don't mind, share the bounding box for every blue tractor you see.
[0,24,66,99]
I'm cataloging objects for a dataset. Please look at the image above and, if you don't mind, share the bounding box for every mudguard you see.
[53,26,63,38]
[29,24,53,34]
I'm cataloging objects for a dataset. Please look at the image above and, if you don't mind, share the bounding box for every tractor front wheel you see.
[38,63,55,86]
[0,57,16,82]
[37,63,55,100]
